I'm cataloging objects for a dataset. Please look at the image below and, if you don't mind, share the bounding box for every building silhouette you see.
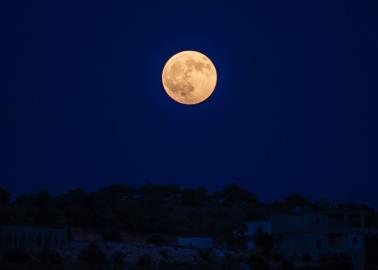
[246,209,375,270]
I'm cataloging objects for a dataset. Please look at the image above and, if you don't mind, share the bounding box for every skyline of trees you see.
[0,184,375,233]
[0,184,377,270]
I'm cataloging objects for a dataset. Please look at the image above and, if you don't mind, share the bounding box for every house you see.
[0,225,68,250]
[246,210,372,270]
[273,210,369,270]
[177,237,214,249]
[245,220,272,249]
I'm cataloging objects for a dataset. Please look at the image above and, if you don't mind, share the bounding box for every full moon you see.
[162,51,217,105]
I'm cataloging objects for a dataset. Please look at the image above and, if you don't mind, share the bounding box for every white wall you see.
[246,221,272,250]
[246,221,272,236]
[276,233,327,257]
[272,214,327,234]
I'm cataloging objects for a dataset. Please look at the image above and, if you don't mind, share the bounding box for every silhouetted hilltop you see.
[1,184,376,242]
[1,184,378,270]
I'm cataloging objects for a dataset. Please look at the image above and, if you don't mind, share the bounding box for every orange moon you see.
[162,51,217,105]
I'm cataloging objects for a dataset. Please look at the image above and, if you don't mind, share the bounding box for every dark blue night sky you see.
[1,1,377,205]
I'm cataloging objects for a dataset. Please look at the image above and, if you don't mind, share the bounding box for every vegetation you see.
[137,254,152,268]
[1,183,375,239]
[0,187,11,204]
[37,248,63,265]
[0,183,264,241]
[78,243,107,265]
[0,184,377,270]
[111,251,126,270]
[2,248,30,264]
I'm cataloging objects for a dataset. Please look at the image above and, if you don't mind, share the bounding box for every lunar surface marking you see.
[162,51,217,105]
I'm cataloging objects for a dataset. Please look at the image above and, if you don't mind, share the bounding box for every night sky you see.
[1,1,377,205]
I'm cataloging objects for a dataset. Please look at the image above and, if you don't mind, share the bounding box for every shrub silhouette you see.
[37,248,63,264]
[78,243,107,265]
[137,254,152,267]
[102,229,122,242]
[111,251,126,270]
[248,254,269,270]
[2,248,30,263]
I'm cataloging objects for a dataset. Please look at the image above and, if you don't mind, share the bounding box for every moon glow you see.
[162,51,217,105]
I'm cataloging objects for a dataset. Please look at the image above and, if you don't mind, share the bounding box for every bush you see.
[146,234,166,245]
[137,254,152,267]
[254,232,274,251]
[260,248,283,261]
[2,248,30,264]
[78,243,107,265]
[0,187,10,204]
[248,254,269,270]
[112,251,126,270]
[102,229,122,242]
[160,250,169,259]
[278,261,295,270]
[198,250,212,262]
[301,252,312,263]
[158,261,192,270]
[37,248,63,264]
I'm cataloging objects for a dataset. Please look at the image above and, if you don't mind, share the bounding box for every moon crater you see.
[162,51,217,105]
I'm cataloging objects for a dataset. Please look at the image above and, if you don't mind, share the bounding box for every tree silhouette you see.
[79,243,107,265]
[0,186,10,204]
[214,183,259,206]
